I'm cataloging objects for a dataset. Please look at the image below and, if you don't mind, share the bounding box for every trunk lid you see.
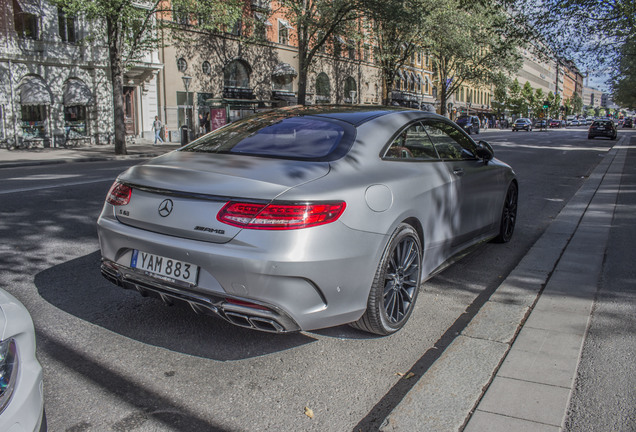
[114,151,330,243]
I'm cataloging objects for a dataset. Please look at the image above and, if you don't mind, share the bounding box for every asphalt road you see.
[0,127,618,431]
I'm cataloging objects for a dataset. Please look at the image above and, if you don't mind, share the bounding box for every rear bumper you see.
[101,259,300,333]
[97,215,385,333]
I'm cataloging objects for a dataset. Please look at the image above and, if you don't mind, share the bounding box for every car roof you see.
[261,105,417,127]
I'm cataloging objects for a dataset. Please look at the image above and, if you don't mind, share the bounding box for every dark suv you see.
[512,118,532,132]
[588,120,617,140]
[455,116,481,135]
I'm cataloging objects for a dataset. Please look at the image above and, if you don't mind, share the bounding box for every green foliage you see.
[363,0,430,103]
[277,0,361,104]
[611,40,636,109]
[422,0,524,115]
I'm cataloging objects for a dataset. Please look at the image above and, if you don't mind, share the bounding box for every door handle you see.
[453,168,464,176]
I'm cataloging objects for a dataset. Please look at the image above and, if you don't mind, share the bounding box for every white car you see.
[0,288,46,431]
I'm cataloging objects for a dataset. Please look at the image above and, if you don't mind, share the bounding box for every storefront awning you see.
[14,0,42,15]
[18,76,52,105]
[272,63,298,78]
[63,78,93,106]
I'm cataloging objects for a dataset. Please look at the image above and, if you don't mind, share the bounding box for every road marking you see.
[0,178,114,195]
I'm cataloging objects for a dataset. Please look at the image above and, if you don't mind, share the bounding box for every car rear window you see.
[181,115,351,160]
[594,121,612,127]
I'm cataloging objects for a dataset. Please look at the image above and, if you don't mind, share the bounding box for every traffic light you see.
[543,100,550,109]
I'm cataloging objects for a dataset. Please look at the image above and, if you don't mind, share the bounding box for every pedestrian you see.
[153,116,164,145]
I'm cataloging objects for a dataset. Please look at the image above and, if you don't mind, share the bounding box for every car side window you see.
[384,122,440,160]
[422,120,478,160]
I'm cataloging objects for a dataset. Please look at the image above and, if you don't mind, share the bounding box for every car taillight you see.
[217,201,346,230]
[106,181,132,206]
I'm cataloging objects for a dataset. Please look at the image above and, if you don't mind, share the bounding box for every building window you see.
[58,7,76,43]
[230,19,242,36]
[363,44,370,62]
[202,61,211,76]
[333,36,344,57]
[278,19,290,45]
[254,12,271,39]
[344,76,357,104]
[417,51,422,65]
[315,72,330,104]
[348,41,356,60]
[64,105,87,138]
[173,5,190,25]
[177,58,187,72]
[21,105,48,139]
[13,0,39,40]
[224,60,250,89]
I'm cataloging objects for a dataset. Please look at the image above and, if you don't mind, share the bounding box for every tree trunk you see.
[439,81,447,116]
[107,17,127,155]
[297,43,308,106]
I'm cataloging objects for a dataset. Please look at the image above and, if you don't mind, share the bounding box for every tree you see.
[54,0,241,155]
[611,41,636,109]
[521,81,535,116]
[516,0,635,94]
[572,92,583,114]
[491,72,510,118]
[363,0,429,105]
[422,0,523,116]
[507,78,526,117]
[277,0,361,106]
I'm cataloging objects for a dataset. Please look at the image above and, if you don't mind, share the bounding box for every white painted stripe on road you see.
[0,177,114,195]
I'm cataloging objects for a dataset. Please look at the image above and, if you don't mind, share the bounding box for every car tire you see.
[588,135,594,139]
[351,223,422,335]
[612,134,617,140]
[493,182,518,243]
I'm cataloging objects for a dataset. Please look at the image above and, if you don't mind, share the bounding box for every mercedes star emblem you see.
[158,199,174,217]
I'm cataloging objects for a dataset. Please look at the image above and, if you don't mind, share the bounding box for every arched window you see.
[315,72,330,104]
[344,76,357,104]
[224,60,251,89]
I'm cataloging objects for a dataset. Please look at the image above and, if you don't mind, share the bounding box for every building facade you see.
[0,0,113,147]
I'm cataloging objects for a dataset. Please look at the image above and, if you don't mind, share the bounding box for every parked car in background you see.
[571,119,579,126]
[534,119,547,129]
[549,119,562,128]
[455,115,481,135]
[623,118,633,128]
[512,118,533,131]
[0,288,46,432]
[98,106,518,335]
[588,119,618,140]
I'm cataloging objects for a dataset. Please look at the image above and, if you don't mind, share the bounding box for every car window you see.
[182,115,349,159]
[384,122,440,160]
[422,120,477,160]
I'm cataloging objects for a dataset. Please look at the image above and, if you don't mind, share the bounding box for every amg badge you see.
[194,226,225,235]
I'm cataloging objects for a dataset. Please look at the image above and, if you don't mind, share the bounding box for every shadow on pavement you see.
[34,251,316,361]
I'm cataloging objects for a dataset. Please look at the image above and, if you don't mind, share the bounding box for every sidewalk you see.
[0,137,181,169]
[382,135,632,431]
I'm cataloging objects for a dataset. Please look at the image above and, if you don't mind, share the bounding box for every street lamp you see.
[182,75,192,143]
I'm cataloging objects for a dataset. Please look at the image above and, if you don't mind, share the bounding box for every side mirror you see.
[476,140,494,161]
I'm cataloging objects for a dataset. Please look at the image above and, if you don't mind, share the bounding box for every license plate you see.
[131,250,198,285]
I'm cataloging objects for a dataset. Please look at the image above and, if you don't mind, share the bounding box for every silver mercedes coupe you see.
[98,106,517,335]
